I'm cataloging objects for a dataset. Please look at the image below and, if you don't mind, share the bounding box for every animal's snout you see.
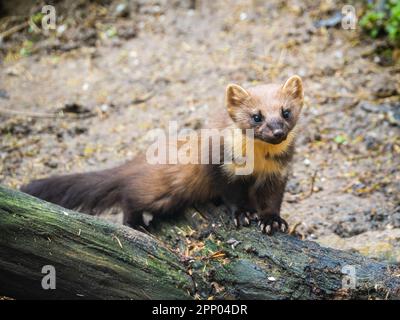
[272,129,284,139]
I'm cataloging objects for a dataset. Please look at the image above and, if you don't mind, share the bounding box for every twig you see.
[303,169,318,200]
[112,234,123,249]
[0,107,61,119]
[0,107,96,119]
[286,170,318,203]
[131,91,154,105]
[288,222,302,235]
[0,21,29,41]
[138,225,160,242]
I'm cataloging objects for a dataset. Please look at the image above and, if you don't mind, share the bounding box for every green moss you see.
[0,186,193,299]
[360,0,400,45]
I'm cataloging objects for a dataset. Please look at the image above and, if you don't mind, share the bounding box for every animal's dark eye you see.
[282,109,291,119]
[252,114,262,123]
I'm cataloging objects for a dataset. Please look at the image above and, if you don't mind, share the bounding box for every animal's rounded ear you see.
[226,84,249,108]
[282,75,303,102]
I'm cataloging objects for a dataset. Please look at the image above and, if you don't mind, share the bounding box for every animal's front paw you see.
[232,211,255,228]
[258,214,289,235]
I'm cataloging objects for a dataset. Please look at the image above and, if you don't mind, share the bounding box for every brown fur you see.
[21,76,304,234]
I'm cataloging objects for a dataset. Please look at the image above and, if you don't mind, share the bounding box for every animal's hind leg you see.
[121,196,143,227]
[122,210,143,227]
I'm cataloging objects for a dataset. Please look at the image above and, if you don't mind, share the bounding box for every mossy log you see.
[0,185,400,300]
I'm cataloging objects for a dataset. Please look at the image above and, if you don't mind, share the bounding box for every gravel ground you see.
[1,0,399,262]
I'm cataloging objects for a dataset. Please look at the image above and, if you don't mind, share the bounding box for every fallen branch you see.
[0,186,193,299]
[0,185,399,299]
[0,21,29,42]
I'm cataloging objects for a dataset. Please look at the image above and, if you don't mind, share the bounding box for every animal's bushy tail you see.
[21,168,123,214]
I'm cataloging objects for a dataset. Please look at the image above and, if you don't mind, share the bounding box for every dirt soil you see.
[1,0,399,263]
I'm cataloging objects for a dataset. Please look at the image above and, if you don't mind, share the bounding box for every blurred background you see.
[0,0,399,262]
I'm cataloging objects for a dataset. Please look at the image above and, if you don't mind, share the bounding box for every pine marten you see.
[21,75,304,235]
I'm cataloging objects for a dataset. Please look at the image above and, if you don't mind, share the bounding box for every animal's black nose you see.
[273,129,284,139]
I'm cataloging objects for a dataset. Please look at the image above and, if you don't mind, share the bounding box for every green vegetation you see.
[360,0,400,45]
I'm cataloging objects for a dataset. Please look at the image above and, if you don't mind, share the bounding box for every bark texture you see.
[0,185,399,300]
